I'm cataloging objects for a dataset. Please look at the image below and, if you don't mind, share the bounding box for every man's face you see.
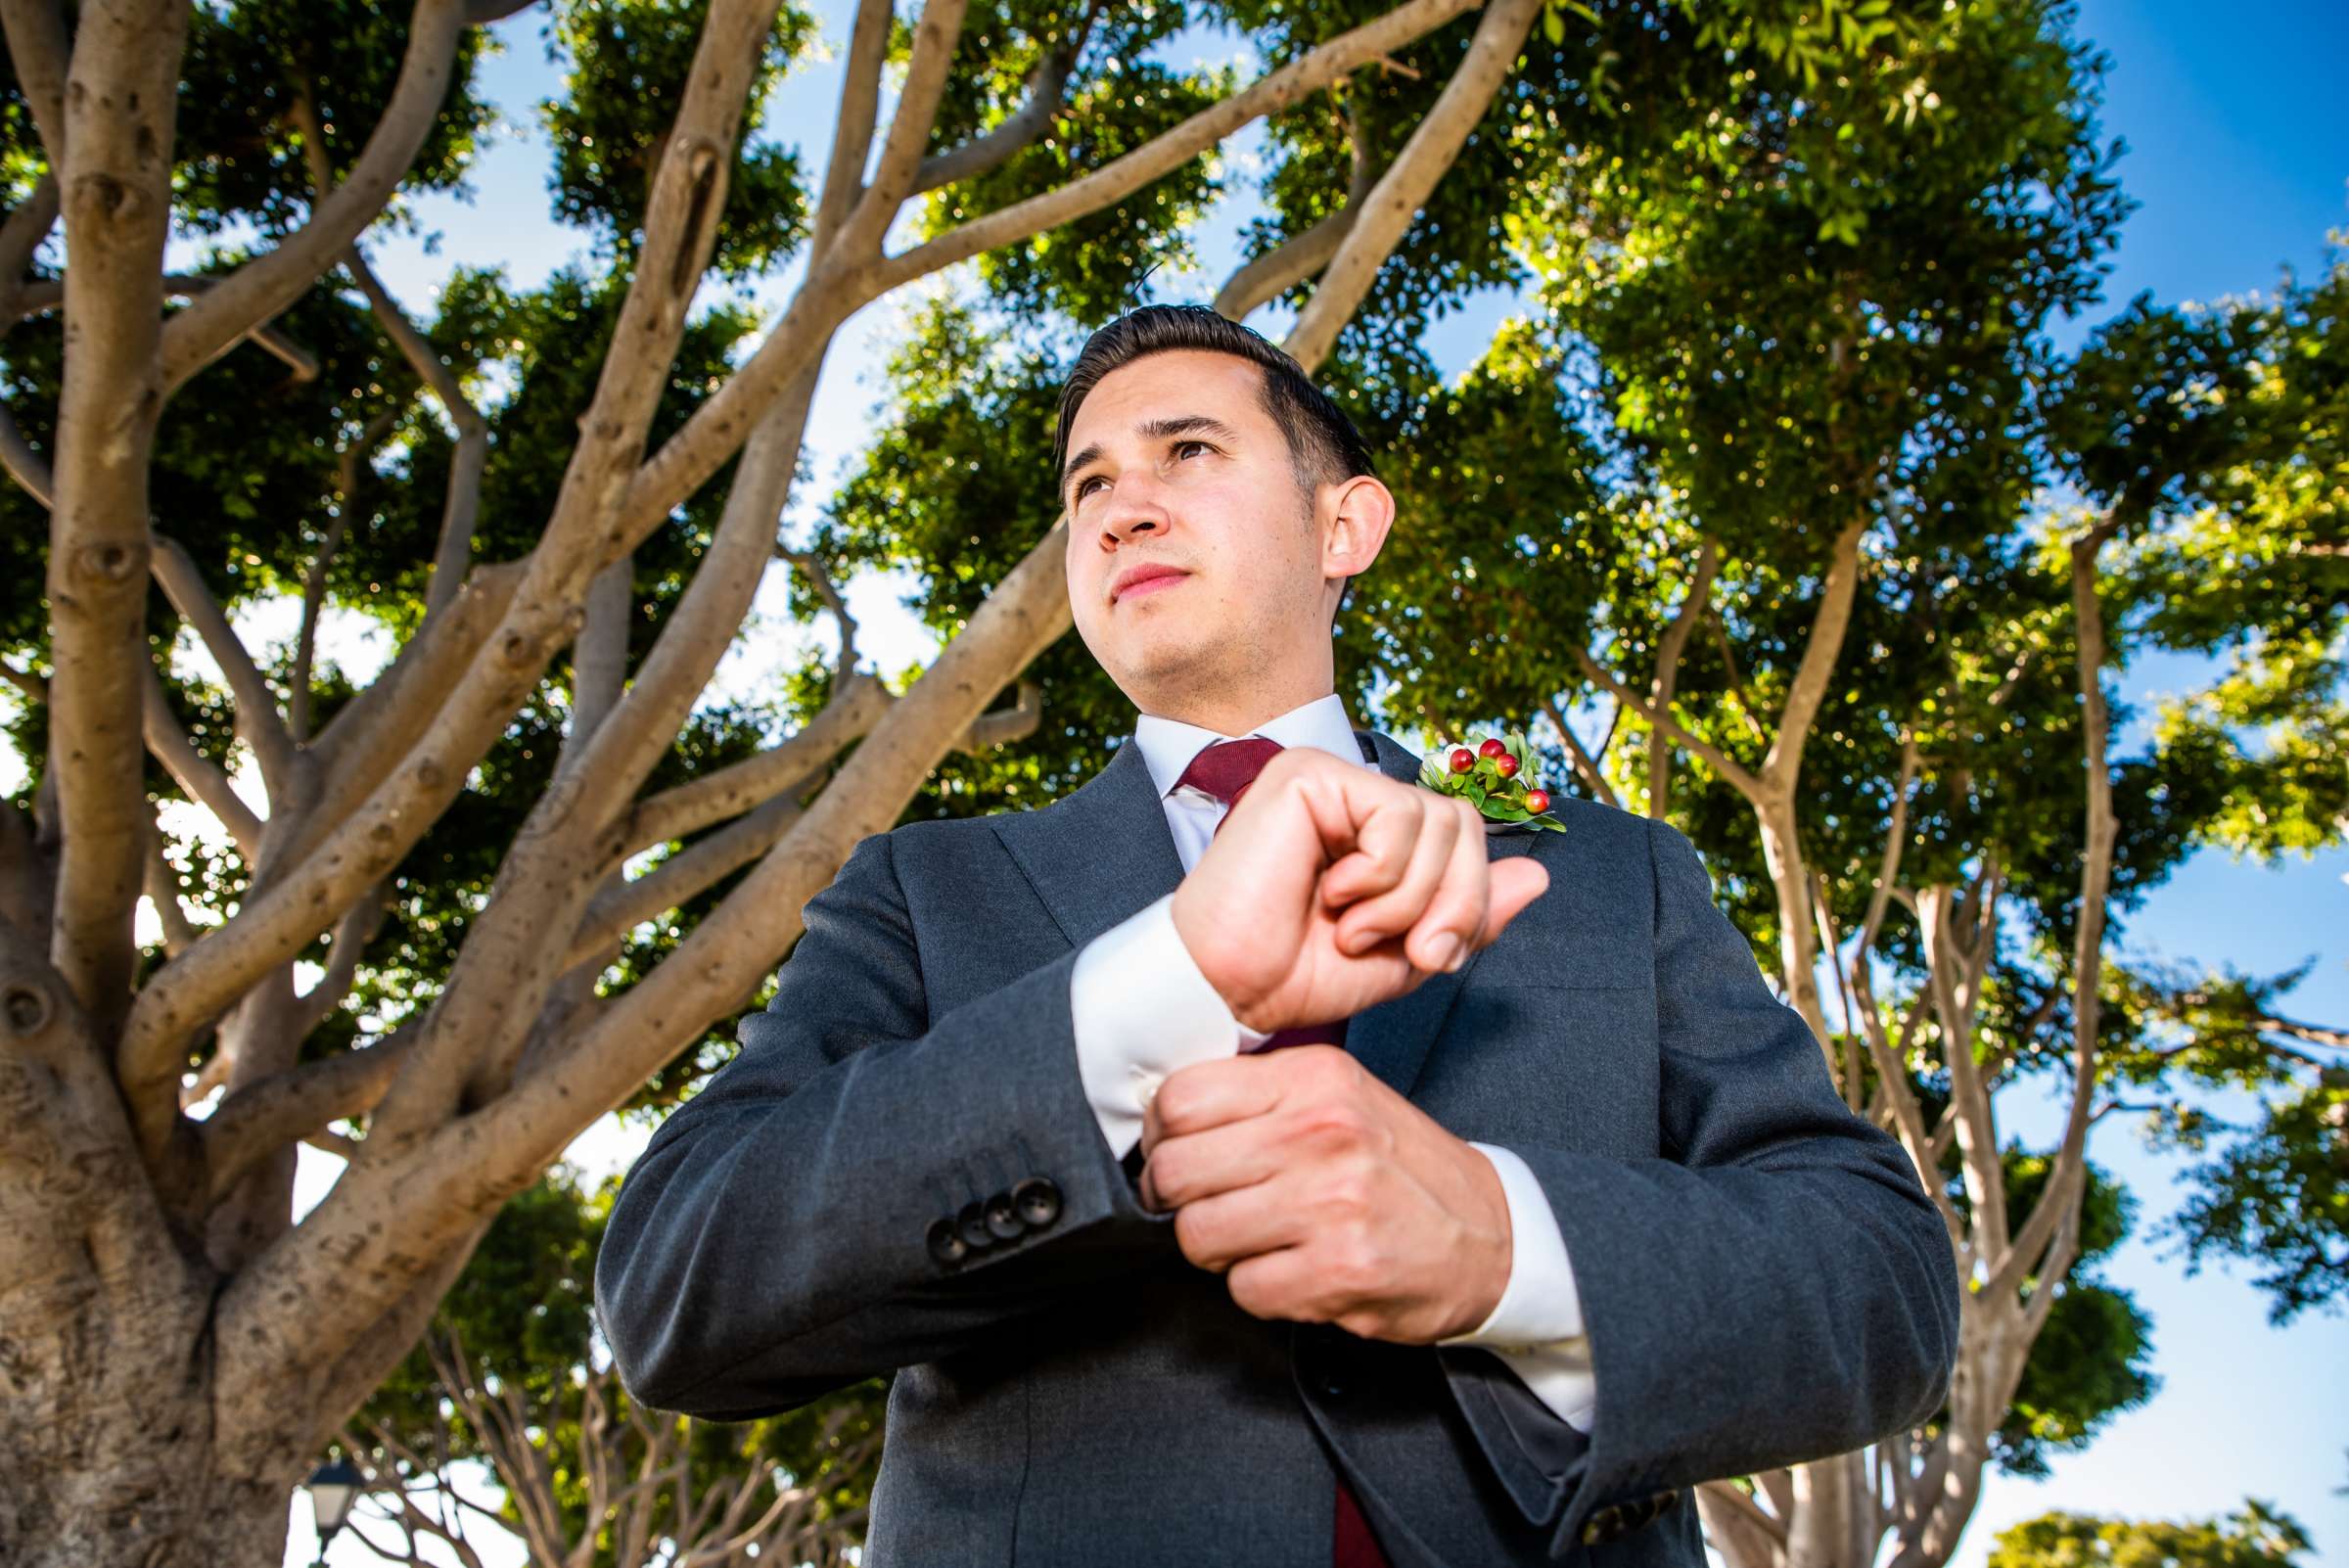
[1060,349,1334,710]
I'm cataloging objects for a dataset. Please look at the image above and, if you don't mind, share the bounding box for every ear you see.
[1320,474,1395,586]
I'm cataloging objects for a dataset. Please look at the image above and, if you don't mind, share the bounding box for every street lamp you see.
[302,1456,365,1563]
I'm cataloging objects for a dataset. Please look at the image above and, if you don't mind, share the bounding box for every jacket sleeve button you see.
[956,1200,996,1250]
[1580,1504,1628,1546]
[984,1191,1025,1240]
[1012,1176,1063,1228]
[926,1217,969,1268]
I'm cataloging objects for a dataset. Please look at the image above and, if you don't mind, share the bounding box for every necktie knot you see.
[1172,736,1284,810]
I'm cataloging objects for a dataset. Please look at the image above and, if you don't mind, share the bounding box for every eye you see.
[1073,440,1216,506]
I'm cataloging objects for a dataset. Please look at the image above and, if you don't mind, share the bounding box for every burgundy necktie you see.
[1170,736,1391,1568]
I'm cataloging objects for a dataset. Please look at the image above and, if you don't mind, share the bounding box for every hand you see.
[1169,747,1549,1035]
[1135,1044,1513,1344]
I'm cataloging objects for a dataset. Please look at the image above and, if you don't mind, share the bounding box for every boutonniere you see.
[1416,729,1567,833]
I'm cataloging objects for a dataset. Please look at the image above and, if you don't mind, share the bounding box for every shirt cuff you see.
[1438,1141,1597,1431]
[1070,892,1270,1160]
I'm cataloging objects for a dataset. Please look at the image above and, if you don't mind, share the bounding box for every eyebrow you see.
[1059,414,1245,507]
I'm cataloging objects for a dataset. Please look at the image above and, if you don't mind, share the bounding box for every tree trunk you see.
[1757,793,1835,1055]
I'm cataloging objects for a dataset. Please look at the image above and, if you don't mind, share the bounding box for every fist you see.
[1169,748,1548,1035]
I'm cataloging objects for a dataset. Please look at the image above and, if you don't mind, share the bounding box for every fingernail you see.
[1438,935,1465,972]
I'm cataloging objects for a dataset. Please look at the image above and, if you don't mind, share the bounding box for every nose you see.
[1096,473,1171,545]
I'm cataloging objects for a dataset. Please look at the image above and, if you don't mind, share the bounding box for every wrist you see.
[1453,1139,1516,1337]
[1171,882,1268,1034]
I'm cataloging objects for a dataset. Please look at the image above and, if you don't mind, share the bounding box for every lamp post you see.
[301,1456,364,1565]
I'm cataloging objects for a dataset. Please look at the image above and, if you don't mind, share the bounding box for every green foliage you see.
[174,0,498,234]
[1989,1499,2314,1568]
[357,1168,885,1547]
[1985,1153,2158,1475]
[914,1,1228,326]
[539,0,822,280]
[2058,256,2349,862]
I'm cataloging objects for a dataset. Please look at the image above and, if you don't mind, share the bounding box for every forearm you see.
[596,841,1179,1418]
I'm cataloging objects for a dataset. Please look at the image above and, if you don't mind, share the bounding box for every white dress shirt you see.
[1067,692,1598,1431]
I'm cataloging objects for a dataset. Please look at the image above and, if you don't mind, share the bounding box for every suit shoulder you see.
[1536,792,1653,855]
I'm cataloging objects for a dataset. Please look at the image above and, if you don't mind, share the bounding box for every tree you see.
[1987,1499,2315,1568]
[0,0,1559,1557]
[334,1170,882,1567]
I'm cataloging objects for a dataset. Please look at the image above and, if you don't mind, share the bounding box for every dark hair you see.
[1056,304,1378,624]
[1055,303,1378,509]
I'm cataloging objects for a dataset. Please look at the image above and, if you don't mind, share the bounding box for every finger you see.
[1151,1049,1290,1141]
[1309,773,1424,909]
[1396,797,1492,974]
[1332,794,1460,959]
[1224,1245,1326,1323]
[1174,1174,1305,1275]
[1143,1111,1291,1212]
[1139,1082,1164,1159]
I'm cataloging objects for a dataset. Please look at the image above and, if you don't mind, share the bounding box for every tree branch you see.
[142,649,265,862]
[0,2,70,171]
[201,1026,419,1202]
[806,0,893,259]
[620,0,1483,550]
[778,544,860,674]
[911,5,1101,197]
[1283,0,1543,371]
[294,407,402,742]
[150,530,300,795]
[1761,517,1867,793]
[1543,696,1619,807]
[1215,92,1382,322]
[159,0,470,392]
[1990,516,2122,1299]
[1572,645,1762,800]
[45,0,192,1040]
[1644,538,1718,818]
[624,670,890,853]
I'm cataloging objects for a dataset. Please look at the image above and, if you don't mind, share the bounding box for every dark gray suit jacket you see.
[595,727,1960,1566]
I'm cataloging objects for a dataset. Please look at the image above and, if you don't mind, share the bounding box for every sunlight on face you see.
[1060,349,1327,714]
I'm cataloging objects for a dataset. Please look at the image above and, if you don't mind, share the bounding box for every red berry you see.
[1478,737,1508,759]
[1524,789,1550,813]
[1495,754,1520,779]
[1449,747,1474,773]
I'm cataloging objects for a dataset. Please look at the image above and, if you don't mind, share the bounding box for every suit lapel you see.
[1351,730,1540,1101]
[990,738,1187,952]
[991,726,1540,1103]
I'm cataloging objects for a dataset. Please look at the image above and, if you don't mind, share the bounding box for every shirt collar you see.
[1133,691,1370,800]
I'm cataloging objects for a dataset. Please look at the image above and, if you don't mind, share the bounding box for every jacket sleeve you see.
[1438,816,1962,1556]
[594,826,1180,1420]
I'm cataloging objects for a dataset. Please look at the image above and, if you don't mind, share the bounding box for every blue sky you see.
[240,0,2347,1561]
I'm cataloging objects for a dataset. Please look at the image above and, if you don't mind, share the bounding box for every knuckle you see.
[1146,1147,1185,1206]
[1174,1203,1214,1261]
[1330,1237,1384,1295]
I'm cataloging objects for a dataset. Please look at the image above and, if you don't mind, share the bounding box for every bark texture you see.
[0,1,1520,1558]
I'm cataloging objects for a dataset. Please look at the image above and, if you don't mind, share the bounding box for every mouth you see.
[1111,567,1190,605]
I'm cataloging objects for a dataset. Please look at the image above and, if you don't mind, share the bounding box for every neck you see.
[1145,682,1343,741]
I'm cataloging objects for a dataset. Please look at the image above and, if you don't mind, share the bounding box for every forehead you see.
[1067,349,1270,444]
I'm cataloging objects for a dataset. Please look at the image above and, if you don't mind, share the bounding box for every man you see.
[595,304,1960,1566]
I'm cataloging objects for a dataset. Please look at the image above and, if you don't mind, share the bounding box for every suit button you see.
[957,1201,995,1250]
[926,1217,968,1268]
[1320,1373,1348,1398]
[1012,1176,1062,1228]
[984,1191,1024,1240]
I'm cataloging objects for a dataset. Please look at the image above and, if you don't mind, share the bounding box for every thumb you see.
[1479,858,1551,945]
